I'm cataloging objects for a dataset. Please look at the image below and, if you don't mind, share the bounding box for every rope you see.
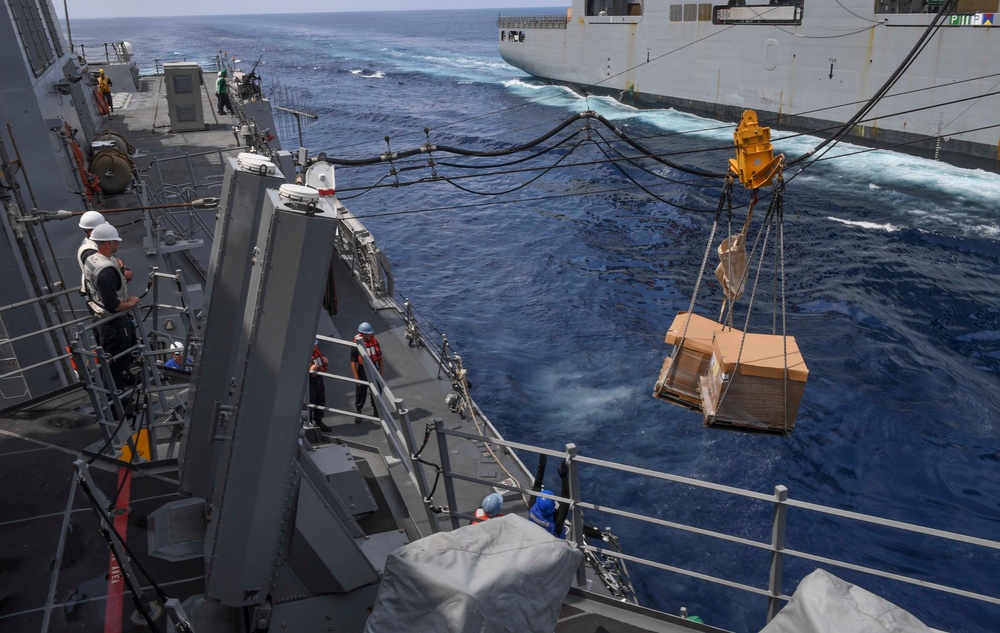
[453,356,523,502]
[776,174,789,433]
[666,177,731,371]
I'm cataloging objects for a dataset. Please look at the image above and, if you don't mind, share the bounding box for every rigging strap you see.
[713,169,790,425]
[666,176,732,370]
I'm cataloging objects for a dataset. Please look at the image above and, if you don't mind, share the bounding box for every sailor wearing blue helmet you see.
[527,454,569,538]
[471,492,504,524]
[351,322,382,422]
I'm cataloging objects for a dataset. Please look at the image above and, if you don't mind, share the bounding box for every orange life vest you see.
[471,508,495,524]
[310,346,328,373]
[353,333,382,366]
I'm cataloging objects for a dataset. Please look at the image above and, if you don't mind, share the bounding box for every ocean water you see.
[70,10,1000,632]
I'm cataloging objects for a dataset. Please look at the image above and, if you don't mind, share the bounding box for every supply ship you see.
[1,1,998,632]
[498,0,1000,168]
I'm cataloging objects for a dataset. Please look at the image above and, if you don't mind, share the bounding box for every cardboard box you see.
[699,329,808,434]
[654,312,739,409]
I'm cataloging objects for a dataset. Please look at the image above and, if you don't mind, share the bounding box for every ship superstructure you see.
[499,0,1000,167]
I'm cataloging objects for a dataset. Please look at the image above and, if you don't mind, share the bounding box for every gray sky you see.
[58,1,570,20]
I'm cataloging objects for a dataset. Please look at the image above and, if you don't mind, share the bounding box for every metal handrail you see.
[312,335,426,499]
[784,497,1000,550]
[432,425,1000,625]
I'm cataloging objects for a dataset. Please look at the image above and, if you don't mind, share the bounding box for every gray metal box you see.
[163,62,205,132]
[311,444,378,516]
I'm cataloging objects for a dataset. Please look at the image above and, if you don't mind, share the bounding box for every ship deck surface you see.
[0,75,717,632]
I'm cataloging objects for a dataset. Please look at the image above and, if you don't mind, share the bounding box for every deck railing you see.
[432,426,1000,627]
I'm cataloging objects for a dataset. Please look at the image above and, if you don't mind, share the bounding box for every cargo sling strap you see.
[663,169,792,432]
[715,169,792,432]
[664,175,733,375]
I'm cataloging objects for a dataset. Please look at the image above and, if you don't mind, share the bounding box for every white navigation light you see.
[304,162,336,196]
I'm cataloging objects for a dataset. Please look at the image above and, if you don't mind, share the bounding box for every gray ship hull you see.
[499,1,1000,167]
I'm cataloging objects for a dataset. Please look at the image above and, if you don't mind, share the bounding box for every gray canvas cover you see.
[365,514,583,633]
[759,569,935,633]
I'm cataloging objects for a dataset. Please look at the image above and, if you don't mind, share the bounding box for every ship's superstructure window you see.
[713,1,804,25]
[9,0,60,76]
[876,0,998,13]
[673,2,737,20]
[586,0,643,16]
[877,0,938,13]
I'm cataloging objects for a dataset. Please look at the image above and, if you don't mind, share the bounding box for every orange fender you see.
[94,88,109,115]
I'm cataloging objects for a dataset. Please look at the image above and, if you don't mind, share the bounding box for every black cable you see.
[79,475,172,605]
[589,126,718,187]
[788,0,957,166]
[435,128,586,169]
[85,384,131,466]
[336,137,729,191]
[325,72,1000,198]
[316,65,1000,172]
[589,129,720,213]
[315,111,724,177]
[77,475,166,632]
[336,98,1000,211]
[775,88,1000,149]
[435,138,587,197]
[334,143,725,199]
[316,111,592,166]
[109,382,149,509]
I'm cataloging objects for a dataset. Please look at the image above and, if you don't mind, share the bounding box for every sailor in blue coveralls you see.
[528,454,569,538]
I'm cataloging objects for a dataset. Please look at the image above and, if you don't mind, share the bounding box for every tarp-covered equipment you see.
[365,514,583,633]
[758,569,935,633]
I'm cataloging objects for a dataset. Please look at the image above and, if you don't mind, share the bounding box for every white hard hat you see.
[170,341,184,353]
[79,210,106,230]
[90,223,122,242]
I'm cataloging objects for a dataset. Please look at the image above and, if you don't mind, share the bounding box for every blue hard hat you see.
[358,322,374,334]
[481,493,503,517]
[314,339,319,345]
[534,489,556,516]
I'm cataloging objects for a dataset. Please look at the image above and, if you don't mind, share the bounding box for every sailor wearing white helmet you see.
[83,223,139,388]
[164,341,192,370]
[77,211,131,295]
[77,211,105,293]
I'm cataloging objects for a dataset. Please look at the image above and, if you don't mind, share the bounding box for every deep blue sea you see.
[71,9,1000,632]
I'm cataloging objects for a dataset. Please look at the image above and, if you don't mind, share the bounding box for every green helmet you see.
[220,69,227,77]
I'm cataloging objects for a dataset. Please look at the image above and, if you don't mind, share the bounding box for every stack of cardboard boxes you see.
[654,311,808,434]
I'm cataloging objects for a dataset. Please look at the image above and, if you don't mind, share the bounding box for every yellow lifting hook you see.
[728,110,784,189]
